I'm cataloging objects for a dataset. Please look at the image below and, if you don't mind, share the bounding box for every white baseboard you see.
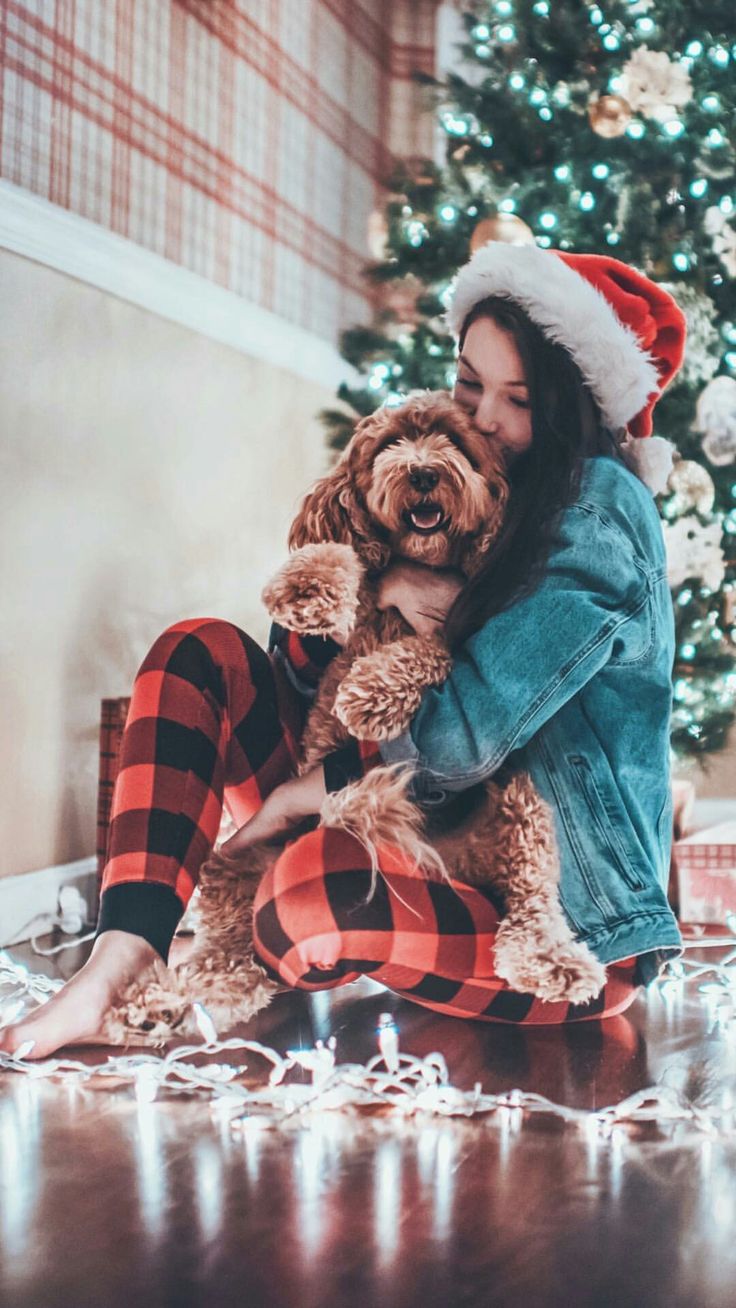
[0,856,97,948]
[0,180,357,391]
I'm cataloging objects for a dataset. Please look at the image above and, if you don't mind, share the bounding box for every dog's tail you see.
[319,763,449,903]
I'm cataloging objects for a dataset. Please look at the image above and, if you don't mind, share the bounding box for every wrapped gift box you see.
[675,820,736,924]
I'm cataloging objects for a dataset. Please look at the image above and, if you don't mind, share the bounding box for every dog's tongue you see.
[410,506,442,528]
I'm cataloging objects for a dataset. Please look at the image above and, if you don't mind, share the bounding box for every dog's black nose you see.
[408,467,439,493]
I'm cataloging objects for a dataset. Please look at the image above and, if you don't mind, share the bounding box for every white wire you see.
[30,927,96,957]
[0,912,95,957]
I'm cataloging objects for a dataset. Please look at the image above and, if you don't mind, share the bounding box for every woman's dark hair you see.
[444,294,625,650]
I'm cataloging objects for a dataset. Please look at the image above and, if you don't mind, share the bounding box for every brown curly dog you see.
[101,391,605,1045]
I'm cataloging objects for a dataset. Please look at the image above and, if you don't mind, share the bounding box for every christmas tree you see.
[323,0,736,769]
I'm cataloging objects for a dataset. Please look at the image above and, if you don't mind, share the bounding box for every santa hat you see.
[445,243,687,493]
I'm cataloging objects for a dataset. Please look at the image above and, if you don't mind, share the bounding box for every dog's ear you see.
[460,477,510,578]
[288,460,390,567]
[288,460,355,549]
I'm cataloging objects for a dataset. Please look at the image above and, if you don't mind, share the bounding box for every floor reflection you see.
[2,942,736,1308]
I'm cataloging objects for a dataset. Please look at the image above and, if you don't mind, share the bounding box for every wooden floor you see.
[2,937,736,1308]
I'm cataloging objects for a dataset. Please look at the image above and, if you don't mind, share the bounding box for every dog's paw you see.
[333,663,422,740]
[333,637,451,741]
[262,543,364,642]
[493,925,607,1006]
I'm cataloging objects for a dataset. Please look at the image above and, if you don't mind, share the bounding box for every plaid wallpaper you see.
[0,0,439,346]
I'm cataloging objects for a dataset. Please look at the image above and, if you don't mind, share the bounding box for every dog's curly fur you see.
[101,391,606,1044]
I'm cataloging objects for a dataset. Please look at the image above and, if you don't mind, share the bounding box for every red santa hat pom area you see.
[445,244,687,494]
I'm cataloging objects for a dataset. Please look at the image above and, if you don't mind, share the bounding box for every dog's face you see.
[289,391,510,575]
[355,393,509,569]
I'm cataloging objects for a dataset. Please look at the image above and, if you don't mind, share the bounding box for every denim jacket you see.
[380,454,684,988]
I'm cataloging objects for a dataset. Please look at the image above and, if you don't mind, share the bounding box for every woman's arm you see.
[378,503,652,786]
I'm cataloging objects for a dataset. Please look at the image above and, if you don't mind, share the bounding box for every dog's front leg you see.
[262,542,365,644]
[332,635,452,741]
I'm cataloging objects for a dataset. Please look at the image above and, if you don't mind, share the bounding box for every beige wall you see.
[0,249,336,877]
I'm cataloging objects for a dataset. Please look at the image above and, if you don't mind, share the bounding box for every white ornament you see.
[620,46,693,124]
[695,375,736,467]
[663,515,726,592]
[705,206,736,278]
[619,434,675,495]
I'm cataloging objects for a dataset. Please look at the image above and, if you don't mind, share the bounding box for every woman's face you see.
[453,316,533,468]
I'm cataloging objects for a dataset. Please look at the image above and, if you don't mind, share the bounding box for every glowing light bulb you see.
[509,73,525,90]
[702,95,720,113]
[663,118,685,138]
[689,178,708,198]
[627,121,645,139]
[592,163,610,179]
[439,204,457,223]
[554,164,571,181]
[377,1013,400,1073]
[672,251,691,271]
[603,33,621,51]
[709,45,729,67]
[686,40,703,57]
[497,24,516,43]
[539,211,558,229]
[579,191,595,210]
[606,231,620,245]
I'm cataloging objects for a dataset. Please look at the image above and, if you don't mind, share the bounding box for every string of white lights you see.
[1,932,735,1139]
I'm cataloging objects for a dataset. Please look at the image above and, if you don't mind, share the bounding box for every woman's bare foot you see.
[0,930,158,1060]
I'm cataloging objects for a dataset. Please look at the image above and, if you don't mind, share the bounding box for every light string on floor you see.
[1,925,736,1141]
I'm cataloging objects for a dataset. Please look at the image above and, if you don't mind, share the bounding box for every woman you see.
[1,245,686,1057]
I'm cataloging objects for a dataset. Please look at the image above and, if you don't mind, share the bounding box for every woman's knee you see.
[140,618,265,692]
[253,832,345,971]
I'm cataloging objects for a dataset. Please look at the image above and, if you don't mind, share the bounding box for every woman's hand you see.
[377,559,464,638]
[220,766,327,855]
[0,930,159,1060]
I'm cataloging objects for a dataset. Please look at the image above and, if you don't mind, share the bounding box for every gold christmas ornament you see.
[470,213,535,252]
[666,459,716,516]
[588,93,633,138]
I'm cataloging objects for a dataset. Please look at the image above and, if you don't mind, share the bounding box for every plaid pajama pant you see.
[98,617,640,1024]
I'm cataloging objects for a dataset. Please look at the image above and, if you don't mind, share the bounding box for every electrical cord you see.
[2,886,96,957]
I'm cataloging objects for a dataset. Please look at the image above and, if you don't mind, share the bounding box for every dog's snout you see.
[408,467,440,494]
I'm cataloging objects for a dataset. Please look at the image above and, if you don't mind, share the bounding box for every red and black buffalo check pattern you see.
[97,617,639,1024]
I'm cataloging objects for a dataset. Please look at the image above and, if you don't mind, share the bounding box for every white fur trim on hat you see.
[619,433,675,496]
[445,244,660,434]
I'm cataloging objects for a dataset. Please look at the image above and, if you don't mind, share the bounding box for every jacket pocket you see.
[568,755,648,892]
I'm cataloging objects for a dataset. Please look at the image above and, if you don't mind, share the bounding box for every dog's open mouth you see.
[402,503,449,535]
